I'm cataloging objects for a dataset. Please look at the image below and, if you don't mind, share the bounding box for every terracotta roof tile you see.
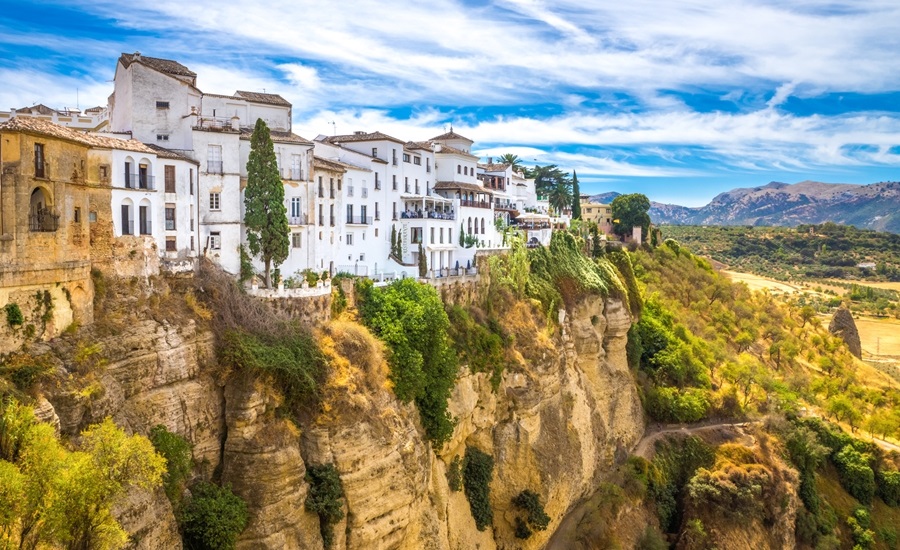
[434,143,478,159]
[313,155,371,172]
[430,129,473,143]
[238,127,312,144]
[478,162,511,172]
[234,90,291,107]
[434,181,493,195]
[0,117,157,154]
[323,131,406,145]
[143,143,199,164]
[119,52,196,77]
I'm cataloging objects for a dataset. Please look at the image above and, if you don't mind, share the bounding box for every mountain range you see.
[591,180,900,233]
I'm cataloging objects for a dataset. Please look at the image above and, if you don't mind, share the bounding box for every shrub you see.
[877,469,900,507]
[181,482,249,550]
[0,352,54,394]
[356,278,458,447]
[446,455,462,492]
[511,489,550,538]
[149,425,193,506]
[4,303,23,327]
[304,463,345,548]
[833,445,875,504]
[445,305,508,390]
[637,526,668,550]
[220,328,325,412]
[462,446,494,531]
[644,386,710,423]
[238,245,255,285]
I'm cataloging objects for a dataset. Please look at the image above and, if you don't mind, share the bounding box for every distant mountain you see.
[593,181,900,233]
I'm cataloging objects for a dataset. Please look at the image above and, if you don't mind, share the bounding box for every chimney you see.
[133,51,141,60]
[231,115,240,131]
[354,131,365,135]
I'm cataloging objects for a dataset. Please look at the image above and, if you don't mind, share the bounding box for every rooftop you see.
[239,127,311,144]
[0,117,157,154]
[313,155,371,172]
[430,128,474,143]
[323,131,407,145]
[478,162,511,172]
[118,52,196,78]
[143,143,199,164]
[434,181,493,195]
[234,90,292,107]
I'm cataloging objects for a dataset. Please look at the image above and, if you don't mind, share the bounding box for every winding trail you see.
[633,419,758,459]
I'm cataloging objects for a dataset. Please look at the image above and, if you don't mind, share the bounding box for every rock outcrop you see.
[829,307,862,358]
[35,281,644,549]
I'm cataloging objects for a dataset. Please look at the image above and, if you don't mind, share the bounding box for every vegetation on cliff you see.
[0,399,165,550]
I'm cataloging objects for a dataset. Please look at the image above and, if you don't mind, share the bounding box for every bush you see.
[511,489,550,538]
[356,278,458,447]
[4,303,23,327]
[149,425,193,506]
[445,305,508,390]
[637,526,668,550]
[305,463,345,548]
[446,455,462,492]
[220,328,325,412]
[833,445,875,504]
[462,446,494,531]
[877,469,900,507]
[0,352,54,394]
[181,482,249,550]
[644,386,710,423]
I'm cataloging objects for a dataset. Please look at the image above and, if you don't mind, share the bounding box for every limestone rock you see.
[829,307,862,358]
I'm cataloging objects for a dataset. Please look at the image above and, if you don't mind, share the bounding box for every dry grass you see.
[723,270,802,294]
[845,315,900,357]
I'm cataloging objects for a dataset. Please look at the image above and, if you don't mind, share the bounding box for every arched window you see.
[120,198,135,235]
[468,217,472,234]
[29,186,58,231]
[481,218,485,234]
[457,165,461,174]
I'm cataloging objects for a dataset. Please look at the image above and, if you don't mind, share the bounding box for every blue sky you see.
[2,0,900,206]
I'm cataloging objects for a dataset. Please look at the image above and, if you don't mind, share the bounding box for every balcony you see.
[346,215,373,225]
[283,168,303,181]
[289,214,309,225]
[125,173,155,190]
[207,161,223,174]
[459,199,491,209]
[28,208,59,232]
[399,210,456,221]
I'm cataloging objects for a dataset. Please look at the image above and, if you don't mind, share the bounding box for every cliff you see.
[27,272,644,549]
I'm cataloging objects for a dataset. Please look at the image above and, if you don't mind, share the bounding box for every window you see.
[74,207,81,223]
[347,204,353,223]
[426,158,431,172]
[392,149,398,165]
[209,231,221,250]
[209,192,221,210]
[330,178,335,199]
[139,205,151,235]
[457,164,461,174]
[318,176,324,198]
[392,175,397,190]
[165,165,176,193]
[166,237,177,251]
[89,211,97,223]
[375,202,380,220]
[207,145,223,174]
[157,134,169,141]
[189,169,194,195]
[190,236,194,251]
[290,154,302,180]
[290,197,301,218]
[414,156,421,165]
[165,204,176,230]
[430,227,435,244]
[403,153,410,163]
[372,147,378,158]
[156,101,170,109]
[360,205,367,223]
[138,164,150,189]
[393,202,397,219]
[34,143,45,178]
[330,204,335,226]
[410,227,422,243]
[99,165,108,181]
[125,161,132,187]
[292,233,302,248]
[318,204,324,226]
[440,228,444,244]
[346,233,353,245]
[121,204,132,235]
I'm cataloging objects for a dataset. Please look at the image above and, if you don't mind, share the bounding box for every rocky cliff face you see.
[35,282,644,549]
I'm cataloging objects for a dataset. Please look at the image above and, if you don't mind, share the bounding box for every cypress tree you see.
[244,118,289,287]
[418,244,428,278]
[390,225,398,259]
[572,171,582,220]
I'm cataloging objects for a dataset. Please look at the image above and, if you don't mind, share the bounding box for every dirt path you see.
[633,420,757,459]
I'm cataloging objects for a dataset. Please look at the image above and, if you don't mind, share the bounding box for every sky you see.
[2,1,900,206]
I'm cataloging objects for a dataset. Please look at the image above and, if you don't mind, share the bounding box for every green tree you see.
[498,153,524,173]
[547,178,573,216]
[798,305,817,328]
[571,171,581,220]
[418,243,428,278]
[181,482,249,550]
[244,118,289,288]
[50,418,166,550]
[149,425,193,506]
[390,225,398,259]
[304,464,345,548]
[610,193,651,241]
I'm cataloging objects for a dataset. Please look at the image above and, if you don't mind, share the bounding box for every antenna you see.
[76,88,80,110]
[329,121,337,135]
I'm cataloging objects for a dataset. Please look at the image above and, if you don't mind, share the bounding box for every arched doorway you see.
[29,187,58,231]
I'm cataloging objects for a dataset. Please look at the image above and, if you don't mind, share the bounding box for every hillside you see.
[593,180,900,233]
